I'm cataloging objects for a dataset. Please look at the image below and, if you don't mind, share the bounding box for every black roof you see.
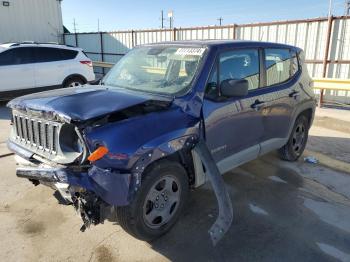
[146,40,302,51]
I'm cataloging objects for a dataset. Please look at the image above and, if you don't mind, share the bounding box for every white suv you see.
[0,42,95,100]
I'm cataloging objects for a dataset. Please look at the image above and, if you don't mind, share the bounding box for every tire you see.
[116,160,189,241]
[63,76,85,88]
[278,115,309,161]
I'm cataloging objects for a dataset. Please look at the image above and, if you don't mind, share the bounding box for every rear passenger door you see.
[203,48,265,174]
[0,47,35,92]
[34,47,77,88]
[259,48,301,154]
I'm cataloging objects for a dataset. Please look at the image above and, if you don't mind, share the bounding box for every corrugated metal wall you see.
[0,0,63,43]
[64,16,350,103]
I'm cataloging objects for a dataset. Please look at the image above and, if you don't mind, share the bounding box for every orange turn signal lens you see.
[88,146,109,162]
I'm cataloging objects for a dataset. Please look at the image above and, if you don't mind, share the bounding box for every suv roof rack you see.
[8,42,78,48]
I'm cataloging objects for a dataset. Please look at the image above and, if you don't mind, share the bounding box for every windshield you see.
[103,46,206,95]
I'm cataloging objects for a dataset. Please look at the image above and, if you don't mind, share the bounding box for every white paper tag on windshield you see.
[175,48,205,56]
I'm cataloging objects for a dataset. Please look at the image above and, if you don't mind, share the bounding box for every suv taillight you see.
[80,60,93,67]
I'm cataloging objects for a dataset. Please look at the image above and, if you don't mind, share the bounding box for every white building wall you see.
[0,0,63,43]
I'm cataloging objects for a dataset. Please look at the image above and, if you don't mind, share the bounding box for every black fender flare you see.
[130,134,200,189]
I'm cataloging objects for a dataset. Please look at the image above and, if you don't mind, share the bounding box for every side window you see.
[219,49,260,91]
[0,47,34,66]
[0,49,15,66]
[34,47,62,63]
[265,48,298,86]
[60,49,78,60]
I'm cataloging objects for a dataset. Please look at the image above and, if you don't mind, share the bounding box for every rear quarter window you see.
[60,49,78,60]
[265,48,299,87]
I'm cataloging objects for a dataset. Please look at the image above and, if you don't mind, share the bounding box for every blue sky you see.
[62,0,346,32]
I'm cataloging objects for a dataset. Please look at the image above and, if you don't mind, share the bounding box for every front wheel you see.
[116,160,189,241]
[278,115,309,161]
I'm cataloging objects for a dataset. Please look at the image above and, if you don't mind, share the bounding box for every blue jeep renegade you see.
[7,40,316,243]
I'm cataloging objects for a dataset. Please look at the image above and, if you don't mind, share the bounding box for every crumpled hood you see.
[7,85,173,123]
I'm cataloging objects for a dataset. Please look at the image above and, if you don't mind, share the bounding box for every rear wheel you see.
[116,160,189,241]
[278,115,309,161]
[63,77,85,88]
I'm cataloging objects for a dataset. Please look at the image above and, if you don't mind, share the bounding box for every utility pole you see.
[73,18,77,33]
[160,10,165,29]
[328,0,333,17]
[168,10,174,29]
[217,17,223,26]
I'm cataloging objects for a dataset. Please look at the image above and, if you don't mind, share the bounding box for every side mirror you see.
[220,79,249,97]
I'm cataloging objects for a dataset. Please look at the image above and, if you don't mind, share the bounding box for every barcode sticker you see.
[175,48,205,56]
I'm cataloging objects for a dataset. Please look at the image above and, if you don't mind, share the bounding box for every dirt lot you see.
[0,104,350,262]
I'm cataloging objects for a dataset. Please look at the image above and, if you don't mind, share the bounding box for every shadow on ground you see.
[149,154,350,262]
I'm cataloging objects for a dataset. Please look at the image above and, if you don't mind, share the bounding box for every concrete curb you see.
[304,149,350,176]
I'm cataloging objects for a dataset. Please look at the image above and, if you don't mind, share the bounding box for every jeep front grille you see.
[13,114,59,154]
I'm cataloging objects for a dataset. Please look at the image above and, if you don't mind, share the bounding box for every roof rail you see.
[20,41,38,44]
[6,42,78,49]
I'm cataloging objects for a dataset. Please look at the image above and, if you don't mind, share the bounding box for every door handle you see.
[289,90,300,98]
[250,99,265,111]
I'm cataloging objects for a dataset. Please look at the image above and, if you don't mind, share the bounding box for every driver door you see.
[203,48,265,174]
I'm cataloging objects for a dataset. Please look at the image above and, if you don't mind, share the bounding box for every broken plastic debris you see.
[304,156,318,164]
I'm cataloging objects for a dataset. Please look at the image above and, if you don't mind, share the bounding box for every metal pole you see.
[75,33,78,47]
[328,0,333,17]
[232,24,237,39]
[173,27,177,41]
[100,32,105,75]
[161,10,164,29]
[322,16,333,75]
[73,18,77,34]
[321,15,334,106]
[131,30,135,47]
[217,17,223,26]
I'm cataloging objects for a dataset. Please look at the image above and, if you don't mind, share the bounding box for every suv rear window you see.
[265,48,298,86]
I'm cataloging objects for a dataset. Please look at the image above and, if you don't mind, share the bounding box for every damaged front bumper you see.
[16,157,134,231]
[16,164,132,207]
